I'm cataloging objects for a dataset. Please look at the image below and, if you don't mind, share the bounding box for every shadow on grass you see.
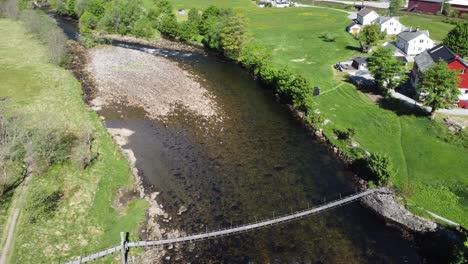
[345,45,362,52]
[377,97,429,117]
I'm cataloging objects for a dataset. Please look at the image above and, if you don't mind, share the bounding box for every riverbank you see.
[0,19,148,263]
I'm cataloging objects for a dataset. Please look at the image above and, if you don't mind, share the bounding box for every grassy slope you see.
[0,19,147,263]
[399,14,455,42]
[170,1,467,226]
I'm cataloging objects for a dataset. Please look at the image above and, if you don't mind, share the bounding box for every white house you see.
[376,17,405,35]
[396,28,435,56]
[271,0,290,7]
[356,7,379,26]
[347,22,362,36]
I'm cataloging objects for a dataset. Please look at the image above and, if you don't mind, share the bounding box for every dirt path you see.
[0,142,33,264]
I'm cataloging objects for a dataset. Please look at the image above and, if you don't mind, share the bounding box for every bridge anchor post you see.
[121,232,128,264]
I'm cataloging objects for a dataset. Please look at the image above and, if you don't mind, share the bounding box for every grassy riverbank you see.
[0,19,147,263]
[166,0,467,227]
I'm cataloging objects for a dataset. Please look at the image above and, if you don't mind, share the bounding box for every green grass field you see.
[168,0,468,226]
[399,14,455,41]
[0,19,147,263]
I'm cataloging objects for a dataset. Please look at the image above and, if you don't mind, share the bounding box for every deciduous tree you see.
[443,22,468,58]
[220,14,248,59]
[359,24,383,50]
[367,47,407,95]
[418,60,460,117]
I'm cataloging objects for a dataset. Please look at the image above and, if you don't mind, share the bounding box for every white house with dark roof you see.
[376,17,406,35]
[356,7,379,25]
[396,28,435,56]
[270,0,290,7]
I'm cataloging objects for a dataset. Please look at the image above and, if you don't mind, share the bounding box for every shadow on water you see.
[52,14,434,264]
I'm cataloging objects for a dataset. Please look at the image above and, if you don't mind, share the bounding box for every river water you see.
[54,15,425,263]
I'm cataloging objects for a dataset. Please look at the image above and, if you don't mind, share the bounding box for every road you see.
[391,91,468,116]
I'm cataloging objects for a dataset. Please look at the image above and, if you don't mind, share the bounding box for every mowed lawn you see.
[399,14,455,42]
[168,1,468,226]
[0,19,147,263]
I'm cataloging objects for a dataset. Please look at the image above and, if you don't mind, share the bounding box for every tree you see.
[187,8,201,30]
[238,41,272,75]
[442,1,451,16]
[367,47,407,95]
[443,22,468,58]
[359,24,383,50]
[366,153,395,186]
[418,60,460,117]
[388,0,404,16]
[220,14,249,59]
[199,6,221,35]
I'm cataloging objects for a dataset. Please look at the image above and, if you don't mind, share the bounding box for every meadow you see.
[169,0,467,226]
[0,19,147,263]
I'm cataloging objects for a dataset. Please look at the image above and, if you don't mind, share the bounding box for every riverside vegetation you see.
[53,0,468,227]
[1,0,467,261]
[0,3,148,263]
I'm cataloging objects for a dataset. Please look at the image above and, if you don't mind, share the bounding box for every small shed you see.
[178,9,186,15]
[352,57,368,70]
[347,22,362,36]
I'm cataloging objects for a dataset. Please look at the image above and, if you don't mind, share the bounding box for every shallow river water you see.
[54,15,427,263]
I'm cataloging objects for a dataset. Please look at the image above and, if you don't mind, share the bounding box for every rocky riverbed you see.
[87,46,218,121]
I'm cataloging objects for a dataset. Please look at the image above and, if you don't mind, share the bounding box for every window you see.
[462,69,466,74]
[390,22,393,25]
[465,90,468,94]
[418,47,422,51]
[420,39,424,43]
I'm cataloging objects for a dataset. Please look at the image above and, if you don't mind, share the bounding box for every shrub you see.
[79,11,98,31]
[305,111,324,125]
[333,128,355,141]
[132,17,154,39]
[366,153,395,186]
[238,41,272,76]
[178,20,197,41]
[32,130,77,167]
[319,32,336,42]
[70,132,98,170]
[24,187,62,224]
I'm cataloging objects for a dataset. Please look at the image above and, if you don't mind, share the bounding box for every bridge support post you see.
[121,232,128,264]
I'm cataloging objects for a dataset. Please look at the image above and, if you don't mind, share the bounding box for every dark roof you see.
[353,57,368,64]
[347,21,361,29]
[397,29,430,42]
[357,7,374,17]
[414,44,468,72]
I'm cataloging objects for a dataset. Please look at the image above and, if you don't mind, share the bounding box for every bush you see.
[24,187,62,224]
[333,128,355,141]
[70,132,98,170]
[238,41,272,76]
[319,32,336,42]
[366,153,395,186]
[132,17,154,39]
[32,130,77,167]
[79,11,98,31]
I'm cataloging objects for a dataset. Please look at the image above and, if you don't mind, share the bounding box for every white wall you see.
[358,11,379,25]
[459,88,468,101]
[380,19,404,35]
[406,35,435,56]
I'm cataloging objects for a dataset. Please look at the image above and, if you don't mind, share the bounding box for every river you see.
[54,15,426,263]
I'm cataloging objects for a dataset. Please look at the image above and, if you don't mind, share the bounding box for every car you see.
[458,100,468,109]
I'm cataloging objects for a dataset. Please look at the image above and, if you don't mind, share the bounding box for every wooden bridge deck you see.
[65,188,383,264]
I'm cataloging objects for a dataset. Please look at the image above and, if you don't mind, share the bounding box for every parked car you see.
[458,100,468,109]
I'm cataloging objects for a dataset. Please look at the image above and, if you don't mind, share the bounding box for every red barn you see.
[407,0,443,14]
[412,44,468,107]
[450,0,468,15]
[408,0,468,15]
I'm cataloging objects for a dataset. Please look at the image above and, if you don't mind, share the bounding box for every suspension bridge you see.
[65,188,387,264]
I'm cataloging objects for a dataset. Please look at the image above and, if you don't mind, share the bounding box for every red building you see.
[412,44,468,107]
[407,0,468,15]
